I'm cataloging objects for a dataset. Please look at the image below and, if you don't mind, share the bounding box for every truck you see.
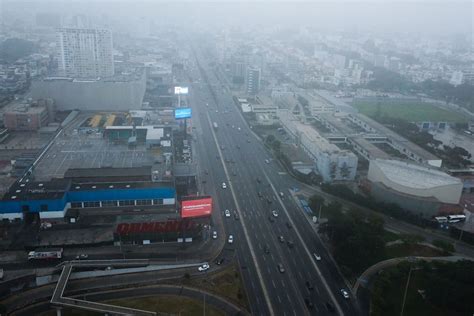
[213,122,218,130]
[28,248,63,261]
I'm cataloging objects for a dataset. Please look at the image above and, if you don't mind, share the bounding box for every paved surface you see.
[186,44,360,316]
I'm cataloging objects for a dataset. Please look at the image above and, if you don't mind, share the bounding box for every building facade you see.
[57,28,114,78]
[246,66,261,95]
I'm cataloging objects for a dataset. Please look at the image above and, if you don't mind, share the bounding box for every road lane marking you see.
[203,120,276,316]
[262,168,346,316]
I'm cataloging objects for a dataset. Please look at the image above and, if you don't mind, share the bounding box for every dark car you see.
[234,212,240,220]
[266,197,272,204]
[287,241,294,248]
[304,298,314,309]
[305,281,314,291]
[258,191,263,198]
[268,215,275,223]
[215,258,225,265]
[278,236,285,243]
[325,302,335,313]
[264,245,270,254]
[277,263,285,273]
[256,177,261,183]
[286,222,292,229]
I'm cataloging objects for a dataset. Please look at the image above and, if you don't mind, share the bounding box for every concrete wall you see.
[31,74,146,111]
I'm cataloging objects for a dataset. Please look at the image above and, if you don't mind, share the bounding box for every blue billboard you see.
[175,108,192,119]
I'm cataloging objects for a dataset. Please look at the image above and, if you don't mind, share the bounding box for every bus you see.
[434,216,448,223]
[28,248,63,260]
[447,214,466,223]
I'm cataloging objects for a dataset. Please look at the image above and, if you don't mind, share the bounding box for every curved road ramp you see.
[50,260,204,316]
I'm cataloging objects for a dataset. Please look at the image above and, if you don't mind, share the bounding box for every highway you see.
[186,43,360,316]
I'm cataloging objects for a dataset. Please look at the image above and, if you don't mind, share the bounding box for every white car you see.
[222,182,227,189]
[228,235,234,244]
[340,289,350,299]
[237,127,241,131]
[314,253,321,261]
[212,231,217,239]
[265,159,270,164]
[225,209,231,217]
[198,263,210,272]
[272,210,279,217]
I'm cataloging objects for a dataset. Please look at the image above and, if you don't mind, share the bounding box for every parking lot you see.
[34,121,156,181]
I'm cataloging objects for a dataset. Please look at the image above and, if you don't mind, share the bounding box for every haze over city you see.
[0,0,473,315]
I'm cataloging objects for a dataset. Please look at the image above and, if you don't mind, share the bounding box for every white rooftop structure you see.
[368,159,463,204]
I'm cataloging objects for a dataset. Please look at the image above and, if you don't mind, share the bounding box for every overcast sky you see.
[1,0,472,36]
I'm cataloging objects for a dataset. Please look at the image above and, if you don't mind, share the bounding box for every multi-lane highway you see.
[186,43,360,316]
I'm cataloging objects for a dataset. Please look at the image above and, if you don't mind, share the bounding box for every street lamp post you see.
[400,257,416,316]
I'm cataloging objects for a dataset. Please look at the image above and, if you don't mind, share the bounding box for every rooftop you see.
[373,159,462,189]
[64,166,152,179]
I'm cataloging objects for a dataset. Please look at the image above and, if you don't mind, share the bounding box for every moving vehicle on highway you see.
[228,235,234,244]
[222,182,227,189]
[213,122,218,129]
[225,209,231,217]
[314,253,321,261]
[28,248,63,261]
[198,263,210,272]
[340,288,350,299]
[212,231,217,239]
[272,210,279,217]
[277,263,285,273]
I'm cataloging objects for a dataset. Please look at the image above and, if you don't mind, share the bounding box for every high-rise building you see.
[57,28,114,78]
[246,66,261,95]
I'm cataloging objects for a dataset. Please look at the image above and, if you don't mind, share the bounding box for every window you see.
[119,200,134,206]
[153,199,163,205]
[102,200,118,207]
[84,201,100,208]
[136,199,152,206]
[71,202,83,208]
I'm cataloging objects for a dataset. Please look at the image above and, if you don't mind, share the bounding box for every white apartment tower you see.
[57,28,114,78]
[246,66,261,95]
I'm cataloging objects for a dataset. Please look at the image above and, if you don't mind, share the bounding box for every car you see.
[75,254,89,260]
[247,139,251,143]
[340,289,350,299]
[266,197,273,204]
[234,212,240,220]
[237,127,241,131]
[278,236,285,243]
[105,266,113,271]
[222,182,227,189]
[232,171,237,176]
[212,231,217,239]
[286,222,292,229]
[228,235,234,244]
[256,177,261,183]
[214,258,225,265]
[304,298,314,309]
[305,281,314,291]
[277,263,285,273]
[325,302,335,313]
[265,159,270,164]
[204,170,209,175]
[257,191,263,198]
[272,210,279,217]
[268,215,275,223]
[287,241,294,248]
[232,125,235,129]
[198,263,210,272]
[264,245,270,254]
[279,192,284,198]
[314,253,321,261]
[225,209,231,217]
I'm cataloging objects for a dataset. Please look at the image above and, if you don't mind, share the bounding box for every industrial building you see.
[0,167,176,221]
[30,68,146,111]
[278,110,358,182]
[367,159,463,217]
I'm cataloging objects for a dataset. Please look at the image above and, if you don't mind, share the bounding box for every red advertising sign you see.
[116,220,200,235]
[181,197,213,218]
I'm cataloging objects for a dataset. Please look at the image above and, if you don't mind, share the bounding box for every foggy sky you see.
[1,0,472,36]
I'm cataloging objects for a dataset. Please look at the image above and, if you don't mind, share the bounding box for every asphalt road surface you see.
[186,43,360,316]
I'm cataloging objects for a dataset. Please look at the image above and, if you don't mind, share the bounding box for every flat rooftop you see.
[65,166,152,179]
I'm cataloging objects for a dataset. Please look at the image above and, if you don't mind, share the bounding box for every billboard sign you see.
[175,107,192,119]
[174,86,189,95]
[181,197,213,218]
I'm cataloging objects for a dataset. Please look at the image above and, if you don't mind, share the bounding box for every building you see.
[450,71,464,86]
[31,69,146,111]
[0,167,176,220]
[367,159,463,217]
[246,66,261,95]
[278,110,358,182]
[3,99,55,131]
[57,28,114,78]
[230,59,246,84]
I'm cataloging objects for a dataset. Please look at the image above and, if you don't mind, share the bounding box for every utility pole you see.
[400,257,416,316]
